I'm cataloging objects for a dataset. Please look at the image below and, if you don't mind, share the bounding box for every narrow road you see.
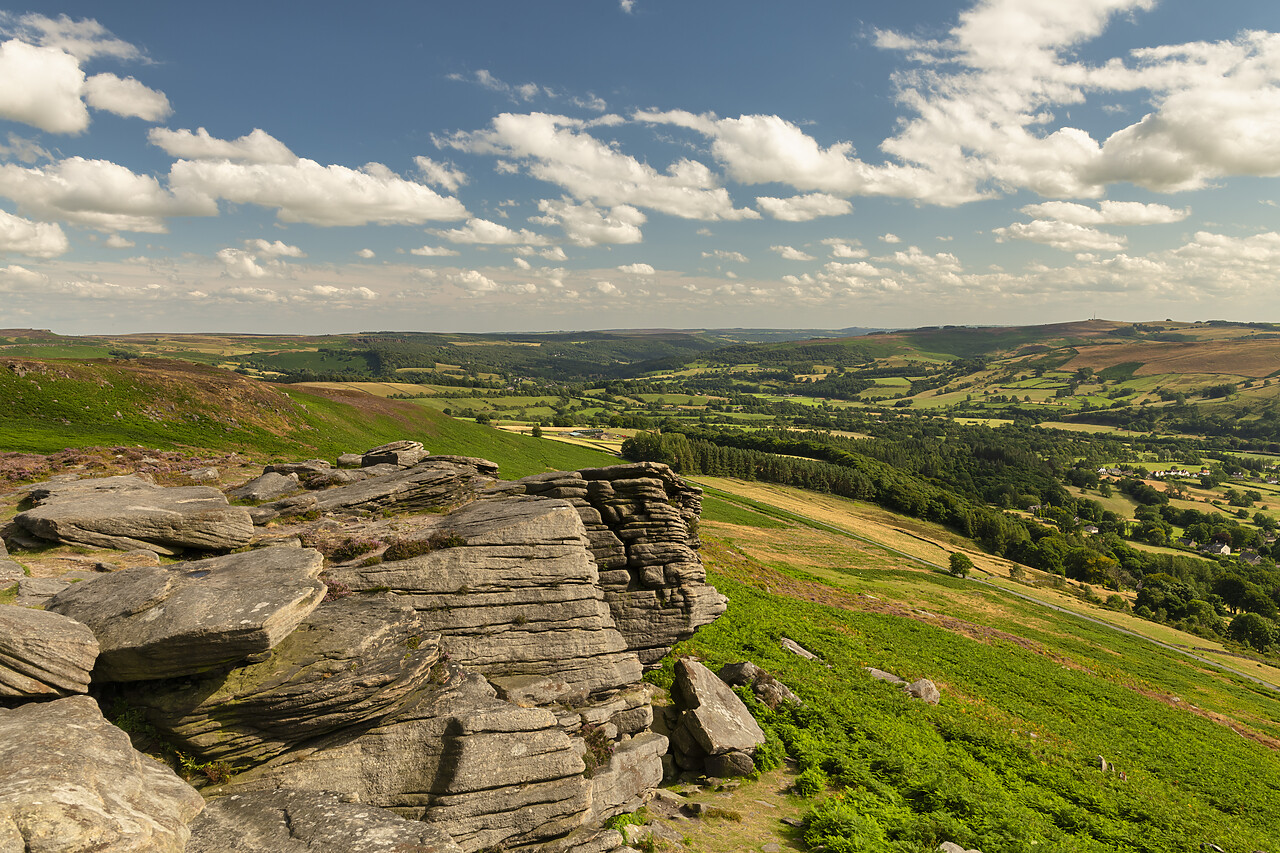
[698,482,1280,696]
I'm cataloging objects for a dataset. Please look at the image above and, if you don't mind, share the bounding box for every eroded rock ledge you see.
[0,442,728,853]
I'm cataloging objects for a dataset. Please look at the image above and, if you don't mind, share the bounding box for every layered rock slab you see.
[135,594,442,765]
[0,695,204,853]
[0,606,99,698]
[47,546,326,681]
[250,457,498,523]
[215,669,592,853]
[497,463,726,666]
[328,497,643,697]
[15,474,254,554]
[187,790,462,853]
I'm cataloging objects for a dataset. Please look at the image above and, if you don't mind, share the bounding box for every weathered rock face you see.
[1,448,726,853]
[15,475,254,554]
[250,457,499,523]
[328,498,643,698]
[0,695,204,853]
[0,606,99,698]
[134,594,442,765]
[47,546,326,681]
[215,669,592,852]
[186,790,462,853]
[669,658,765,776]
[718,660,801,710]
[495,462,726,666]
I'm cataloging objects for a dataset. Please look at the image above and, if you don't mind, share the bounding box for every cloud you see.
[702,250,747,263]
[531,198,646,246]
[1,13,143,62]
[618,262,655,274]
[82,73,170,121]
[244,239,304,258]
[620,0,636,12]
[880,233,901,243]
[440,112,758,221]
[595,281,618,294]
[771,245,814,261]
[0,263,47,290]
[168,157,468,227]
[435,217,549,245]
[0,39,89,133]
[149,127,296,164]
[0,133,50,163]
[1019,200,1190,225]
[217,247,272,279]
[0,208,68,257]
[356,248,375,259]
[823,239,869,259]
[453,269,499,292]
[0,18,165,134]
[410,244,460,256]
[448,70,607,113]
[414,156,468,192]
[0,156,216,232]
[993,219,1127,252]
[756,192,852,222]
[103,234,133,249]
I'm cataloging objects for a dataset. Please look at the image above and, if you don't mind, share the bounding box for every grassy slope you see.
[0,358,614,478]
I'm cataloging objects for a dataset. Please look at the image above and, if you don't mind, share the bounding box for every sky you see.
[0,1,1279,335]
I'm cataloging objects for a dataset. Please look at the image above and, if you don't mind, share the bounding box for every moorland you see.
[6,317,1280,852]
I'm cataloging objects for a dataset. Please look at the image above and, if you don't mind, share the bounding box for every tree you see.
[1228,612,1276,651]
[948,552,974,578]
[531,424,543,437]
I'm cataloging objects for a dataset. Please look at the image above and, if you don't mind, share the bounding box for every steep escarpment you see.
[0,441,729,852]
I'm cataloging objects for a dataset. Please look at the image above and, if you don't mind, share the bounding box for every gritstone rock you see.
[186,790,462,853]
[670,658,765,775]
[0,606,98,698]
[46,546,326,681]
[0,695,204,853]
[15,474,254,554]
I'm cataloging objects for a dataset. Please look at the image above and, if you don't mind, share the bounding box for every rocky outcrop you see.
[186,790,462,853]
[327,498,643,698]
[493,463,726,666]
[0,447,726,853]
[669,659,765,777]
[0,606,99,698]
[15,475,253,554]
[718,660,801,709]
[227,471,300,502]
[47,546,326,681]
[0,695,204,852]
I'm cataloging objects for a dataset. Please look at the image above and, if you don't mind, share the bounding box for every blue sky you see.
[0,0,1278,334]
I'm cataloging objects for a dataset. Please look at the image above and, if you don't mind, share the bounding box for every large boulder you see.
[669,658,765,776]
[135,594,443,765]
[47,546,326,681]
[328,497,643,698]
[362,440,429,468]
[0,695,204,852]
[227,472,300,503]
[0,606,98,698]
[187,790,461,852]
[15,475,254,554]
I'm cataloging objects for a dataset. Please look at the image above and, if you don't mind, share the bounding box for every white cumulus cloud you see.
[414,156,468,192]
[756,192,853,222]
[0,208,68,257]
[993,220,1127,253]
[82,73,170,121]
[531,198,645,246]
[440,112,758,221]
[618,262,655,274]
[411,244,460,256]
[771,245,814,261]
[435,217,549,245]
[149,128,297,164]
[702,250,747,263]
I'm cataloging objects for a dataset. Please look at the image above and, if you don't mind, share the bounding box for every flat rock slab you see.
[47,546,326,682]
[16,475,254,554]
[139,594,442,765]
[0,606,99,697]
[187,790,461,853]
[0,695,204,853]
[227,472,299,502]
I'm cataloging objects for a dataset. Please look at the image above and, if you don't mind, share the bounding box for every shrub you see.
[328,536,382,562]
[580,722,615,778]
[948,552,973,578]
[383,531,467,562]
[795,765,829,797]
